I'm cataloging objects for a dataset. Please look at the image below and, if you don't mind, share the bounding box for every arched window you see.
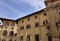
[26,24,31,29]
[3,30,7,36]
[11,22,15,26]
[5,22,9,26]
[9,31,14,36]
[2,39,6,41]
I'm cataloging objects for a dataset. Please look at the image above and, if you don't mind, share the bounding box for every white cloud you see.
[9,0,46,11]
[19,0,46,11]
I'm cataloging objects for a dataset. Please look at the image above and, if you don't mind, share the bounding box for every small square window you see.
[15,33,17,36]
[28,18,30,21]
[47,26,50,29]
[11,27,14,29]
[35,16,37,19]
[44,13,47,16]
[22,20,24,23]
[35,22,39,27]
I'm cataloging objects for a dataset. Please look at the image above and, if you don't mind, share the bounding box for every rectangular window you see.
[35,16,37,19]
[44,13,47,16]
[20,36,23,41]
[48,36,52,41]
[35,34,39,41]
[47,26,50,29]
[59,13,60,15]
[27,35,30,41]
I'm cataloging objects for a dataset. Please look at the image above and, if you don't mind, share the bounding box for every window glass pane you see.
[27,35,30,41]
[9,39,13,41]
[35,34,39,41]
[26,24,31,29]
[35,16,37,19]
[3,30,7,36]
[48,36,52,41]
[44,13,47,16]
[5,22,9,26]
[20,36,23,41]
[35,23,39,27]
[22,20,24,23]
[20,26,24,30]
[11,23,15,26]
[15,33,17,36]
[9,31,14,36]
[2,39,6,41]
[43,20,48,25]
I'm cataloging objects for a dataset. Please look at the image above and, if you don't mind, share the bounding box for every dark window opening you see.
[43,20,48,25]
[35,16,37,19]
[35,34,39,41]
[35,23,39,27]
[11,27,14,29]
[20,26,24,30]
[15,33,17,36]
[28,18,30,21]
[9,39,13,41]
[20,36,23,41]
[59,12,60,15]
[15,40,16,41]
[5,22,9,26]
[26,24,31,29]
[47,26,50,29]
[48,36,52,41]
[44,13,47,16]
[27,35,30,41]
[11,23,15,26]
[9,31,14,36]
[56,21,60,30]
[22,20,24,23]
[2,39,6,41]
[3,30,7,36]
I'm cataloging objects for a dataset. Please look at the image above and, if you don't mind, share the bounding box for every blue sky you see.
[0,0,46,20]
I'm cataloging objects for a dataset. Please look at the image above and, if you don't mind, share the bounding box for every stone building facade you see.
[17,0,60,41]
[0,18,18,41]
[0,0,60,41]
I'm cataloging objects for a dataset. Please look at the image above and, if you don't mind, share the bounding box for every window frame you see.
[35,22,39,27]
[26,24,31,29]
